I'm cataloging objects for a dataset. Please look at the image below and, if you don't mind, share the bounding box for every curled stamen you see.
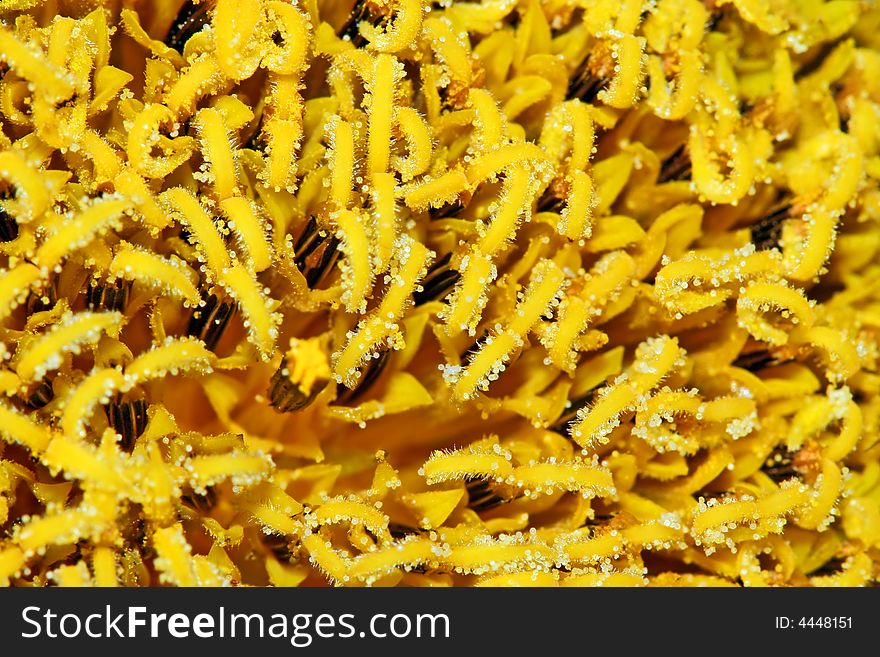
[0,0,877,591]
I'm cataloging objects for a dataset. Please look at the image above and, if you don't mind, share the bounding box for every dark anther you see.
[413,252,459,306]
[581,513,616,528]
[738,343,808,375]
[550,389,598,436]
[105,397,148,451]
[129,516,149,549]
[794,38,844,82]
[0,208,18,242]
[242,115,266,152]
[294,216,342,288]
[750,204,791,251]
[338,0,383,48]
[187,293,235,350]
[465,477,507,512]
[566,63,607,103]
[706,10,725,32]
[86,279,130,313]
[263,532,293,561]
[657,144,692,184]
[813,556,847,576]
[165,0,214,53]
[388,522,422,539]
[428,200,465,220]
[760,445,799,482]
[182,486,219,512]
[732,349,778,372]
[268,364,326,413]
[25,281,57,315]
[57,93,80,110]
[25,379,54,410]
[700,489,737,502]
[459,329,490,364]
[536,189,564,213]
[334,349,390,405]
